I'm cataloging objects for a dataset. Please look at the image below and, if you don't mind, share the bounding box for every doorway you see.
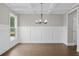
[68,9,78,46]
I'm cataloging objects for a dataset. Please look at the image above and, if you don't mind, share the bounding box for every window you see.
[9,13,17,41]
[10,16,16,37]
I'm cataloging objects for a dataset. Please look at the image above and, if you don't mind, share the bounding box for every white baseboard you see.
[65,43,75,46]
[19,40,64,43]
[77,47,79,52]
[63,42,67,46]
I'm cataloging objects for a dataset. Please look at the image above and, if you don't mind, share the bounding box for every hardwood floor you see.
[1,43,79,56]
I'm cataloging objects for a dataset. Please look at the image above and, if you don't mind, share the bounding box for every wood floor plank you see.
[1,43,79,56]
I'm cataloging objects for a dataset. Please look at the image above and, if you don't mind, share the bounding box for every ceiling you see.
[5,3,78,14]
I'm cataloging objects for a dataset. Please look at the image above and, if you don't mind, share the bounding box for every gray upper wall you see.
[0,4,17,25]
[0,4,10,25]
[18,14,65,27]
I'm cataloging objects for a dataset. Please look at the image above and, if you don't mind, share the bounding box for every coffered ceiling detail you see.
[5,3,78,14]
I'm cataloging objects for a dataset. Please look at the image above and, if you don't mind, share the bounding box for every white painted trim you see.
[77,46,79,52]
[67,7,78,14]
[72,4,79,9]
[19,41,64,43]
[65,13,68,45]
[65,43,75,46]
[77,7,79,52]
[77,7,79,45]
[77,50,79,52]
[19,42,64,43]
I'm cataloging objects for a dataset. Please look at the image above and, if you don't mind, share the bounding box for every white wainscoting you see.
[18,26,67,43]
[0,25,18,55]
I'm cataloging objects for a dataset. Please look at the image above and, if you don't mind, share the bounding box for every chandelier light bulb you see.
[39,19,41,22]
[44,19,48,24]
[36,20,38,24]
[45,19,47,22]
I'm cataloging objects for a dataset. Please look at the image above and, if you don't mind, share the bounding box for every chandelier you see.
[35,3,48,24]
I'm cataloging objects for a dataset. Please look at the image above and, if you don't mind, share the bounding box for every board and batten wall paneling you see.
[18,26,67,43]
